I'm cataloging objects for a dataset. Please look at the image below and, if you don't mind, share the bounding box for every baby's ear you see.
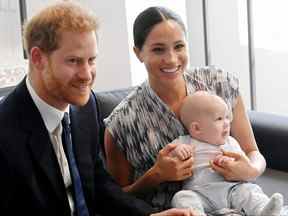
[189,122,200,136]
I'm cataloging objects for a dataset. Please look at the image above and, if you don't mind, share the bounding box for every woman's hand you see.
[152,143,194,183]
[210,151,260,181]
[151,208,198,216]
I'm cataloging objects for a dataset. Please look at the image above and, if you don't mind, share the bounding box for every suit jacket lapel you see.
[70,99,96,204]
[16,80,67,203]
[28,129,66,200]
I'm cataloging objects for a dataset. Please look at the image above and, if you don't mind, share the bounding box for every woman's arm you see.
[211,95,266,181]
[231,95,266,175]
[104,129,193,194]
[104,129,132,187]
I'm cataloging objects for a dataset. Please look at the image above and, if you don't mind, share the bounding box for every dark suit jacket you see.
[0,79,154,216]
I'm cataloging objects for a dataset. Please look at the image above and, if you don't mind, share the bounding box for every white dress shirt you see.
[26,76,74,215]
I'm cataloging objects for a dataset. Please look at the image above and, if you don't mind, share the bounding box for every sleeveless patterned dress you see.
[104,66,239,210]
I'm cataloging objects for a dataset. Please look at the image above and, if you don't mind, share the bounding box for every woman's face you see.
[134,20,188,88]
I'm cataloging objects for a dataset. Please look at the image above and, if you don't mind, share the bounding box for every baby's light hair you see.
[180,91,228,131]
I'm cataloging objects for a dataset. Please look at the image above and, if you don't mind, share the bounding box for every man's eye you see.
[89,58,96,65]
[68,59,78,64]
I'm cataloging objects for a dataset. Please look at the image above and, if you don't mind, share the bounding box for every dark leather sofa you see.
[1,86,287,204]
[95,88,288,204]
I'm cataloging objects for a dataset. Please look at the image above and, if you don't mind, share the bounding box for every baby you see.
[170,91,284,216]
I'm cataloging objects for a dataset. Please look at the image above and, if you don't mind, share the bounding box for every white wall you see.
[26,0,58,16]
[81,0,132,91]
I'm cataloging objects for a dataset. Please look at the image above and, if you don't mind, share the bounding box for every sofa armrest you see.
[248,111,288,172]
[95,87,135,121]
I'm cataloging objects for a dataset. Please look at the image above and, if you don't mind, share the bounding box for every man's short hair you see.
[23,1,99,56]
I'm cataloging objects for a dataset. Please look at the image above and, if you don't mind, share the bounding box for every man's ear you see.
[133,46,143,63]
[30,47,47,70]
[189,122,201,137]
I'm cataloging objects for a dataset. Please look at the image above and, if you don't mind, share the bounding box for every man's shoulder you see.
[0,89,20,121]
[0,81,36,145]
[0,96,27,153]
[0,79,28,111]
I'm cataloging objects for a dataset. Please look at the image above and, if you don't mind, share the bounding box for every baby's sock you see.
[260,193,283,216]
[189,207,206,216]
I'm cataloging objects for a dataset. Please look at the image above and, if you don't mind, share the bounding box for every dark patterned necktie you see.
[62,112,89,216]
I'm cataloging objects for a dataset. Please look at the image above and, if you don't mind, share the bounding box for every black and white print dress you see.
[104,66,239,210]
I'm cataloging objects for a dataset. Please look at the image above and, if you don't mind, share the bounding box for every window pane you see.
[253,0,288,116]
[206,0,251,109]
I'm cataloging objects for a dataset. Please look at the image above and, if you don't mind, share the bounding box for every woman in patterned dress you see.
[104,6,266,212]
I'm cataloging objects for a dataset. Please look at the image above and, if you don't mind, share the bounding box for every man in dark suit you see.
[0,2,193,216]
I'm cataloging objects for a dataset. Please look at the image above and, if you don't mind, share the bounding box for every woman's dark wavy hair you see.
[133,6,186,50]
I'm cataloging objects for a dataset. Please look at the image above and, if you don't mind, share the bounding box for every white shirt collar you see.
[26,76,69,133]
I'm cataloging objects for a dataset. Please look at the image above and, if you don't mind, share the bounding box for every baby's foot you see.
[260,193,283,216]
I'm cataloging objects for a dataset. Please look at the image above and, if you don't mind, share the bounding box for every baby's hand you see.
[213,154,235,168]
[169,144,194,161]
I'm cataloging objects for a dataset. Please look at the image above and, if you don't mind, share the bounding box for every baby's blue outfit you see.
[171,135,274,216]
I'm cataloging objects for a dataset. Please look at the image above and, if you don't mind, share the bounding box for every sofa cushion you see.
[94,88,288,206]
[248,111,288,172]
[96,87,135,121]
[257,169,288,205]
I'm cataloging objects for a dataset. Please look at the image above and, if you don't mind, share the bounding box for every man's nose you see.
[78,62,93,80]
